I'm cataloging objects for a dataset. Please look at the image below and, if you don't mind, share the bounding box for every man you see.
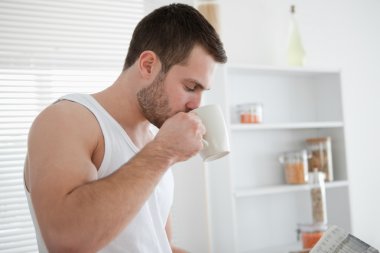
[24,3,227,252]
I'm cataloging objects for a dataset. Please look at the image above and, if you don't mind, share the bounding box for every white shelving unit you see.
[234,180,349,198]
[204,64,352,253]
[231,121,344,131]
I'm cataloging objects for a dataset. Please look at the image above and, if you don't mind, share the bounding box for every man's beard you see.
[137,71,172,128]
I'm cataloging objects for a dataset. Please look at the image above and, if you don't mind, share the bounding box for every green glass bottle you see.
[287,5,306,66]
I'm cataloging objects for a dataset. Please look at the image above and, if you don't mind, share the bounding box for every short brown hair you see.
[123,3,227,73]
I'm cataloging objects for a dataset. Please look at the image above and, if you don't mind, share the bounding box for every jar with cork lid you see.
[305,137,333,182]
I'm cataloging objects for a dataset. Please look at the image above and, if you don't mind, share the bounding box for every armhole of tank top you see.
[57,94,111,178]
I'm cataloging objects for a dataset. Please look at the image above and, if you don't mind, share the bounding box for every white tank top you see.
[25,93,174,253]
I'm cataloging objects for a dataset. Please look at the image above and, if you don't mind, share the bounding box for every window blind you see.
[0,1,144,251]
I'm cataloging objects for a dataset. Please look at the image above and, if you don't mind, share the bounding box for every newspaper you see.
[310,225,379,253]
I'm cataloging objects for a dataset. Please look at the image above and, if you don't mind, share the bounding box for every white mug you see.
[192,104,230,162]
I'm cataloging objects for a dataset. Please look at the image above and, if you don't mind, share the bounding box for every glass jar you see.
[305,137,333,182]
[237,103,263,124]
[297,223,327,249]
[309,170,328,224]
[279,150,309,184]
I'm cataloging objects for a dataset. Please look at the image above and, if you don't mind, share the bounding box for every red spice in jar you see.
[297,223,327,250]
[302,231,324,249]
[240,113,260,123]
[238,103,263,124]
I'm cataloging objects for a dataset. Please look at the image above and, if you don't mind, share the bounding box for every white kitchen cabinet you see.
[204,64,352,253]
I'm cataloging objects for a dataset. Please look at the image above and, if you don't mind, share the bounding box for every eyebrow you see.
[184,78,209,91]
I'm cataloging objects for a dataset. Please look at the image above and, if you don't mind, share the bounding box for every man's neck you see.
[93,73,153,149]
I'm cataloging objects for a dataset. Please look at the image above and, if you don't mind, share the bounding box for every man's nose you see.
[186,93,202,111]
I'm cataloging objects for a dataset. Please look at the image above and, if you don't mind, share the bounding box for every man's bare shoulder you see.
[29,99,101,149]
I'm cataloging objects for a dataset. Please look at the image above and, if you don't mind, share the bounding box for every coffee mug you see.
[192,104,230,162]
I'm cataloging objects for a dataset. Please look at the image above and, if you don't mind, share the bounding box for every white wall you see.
[219,0,380,248]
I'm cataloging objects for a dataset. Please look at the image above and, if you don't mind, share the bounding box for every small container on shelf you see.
[279,150,309,184]
[309,170,328,224]
[305,137,333,182]
[236,103,263,124]
[297,223,327,250]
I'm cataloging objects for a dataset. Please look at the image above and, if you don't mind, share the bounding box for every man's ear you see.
[138,51,160,79]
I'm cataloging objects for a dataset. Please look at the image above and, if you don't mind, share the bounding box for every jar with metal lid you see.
[236,103,263,124]
[305,137,333,182]
[279,150,309,184]
[297,223,327,249]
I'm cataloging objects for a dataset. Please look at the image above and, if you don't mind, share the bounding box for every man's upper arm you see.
[27,101,99,220]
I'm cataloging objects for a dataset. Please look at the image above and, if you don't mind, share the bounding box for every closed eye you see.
[183,79,207,92]
[185,85,196,92]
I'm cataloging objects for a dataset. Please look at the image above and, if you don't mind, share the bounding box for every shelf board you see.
[234,180,349,198]
[227,63,341,76]
[231,121,344,131]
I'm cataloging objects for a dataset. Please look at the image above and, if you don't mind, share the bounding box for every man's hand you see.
[153,112,206,164]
